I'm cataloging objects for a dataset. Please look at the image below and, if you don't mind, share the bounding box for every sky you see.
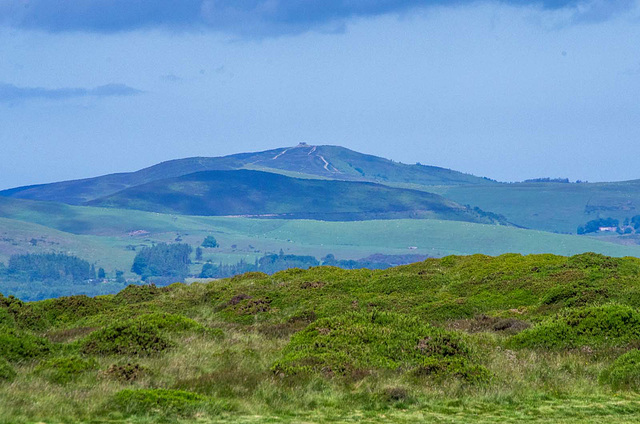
[1,0,640,189]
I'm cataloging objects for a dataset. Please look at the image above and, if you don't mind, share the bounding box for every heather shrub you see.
[600,350,640,391]
[0,325,52,361]
[272,311,488,382]
[131,312,204,332]
[81,320,173,356]
[413,357,491,383]
[114,283,172,304]
[102,363,147,382]
[35,356,97,384]
[0,357,16,382]
[509,304,640,349]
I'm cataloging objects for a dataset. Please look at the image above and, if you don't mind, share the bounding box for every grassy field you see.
[432,180,640,235]
[3,197,640,277]
[4,253,640,422]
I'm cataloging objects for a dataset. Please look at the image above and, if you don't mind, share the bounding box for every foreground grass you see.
[4,253,640,422]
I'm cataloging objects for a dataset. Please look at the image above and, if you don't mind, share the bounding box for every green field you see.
[3,197,640,278]
[434,180,640,235]
[4,253,640,423]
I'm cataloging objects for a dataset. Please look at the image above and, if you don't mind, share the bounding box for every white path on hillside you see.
[318,154,332,172]
[272,148,290,160]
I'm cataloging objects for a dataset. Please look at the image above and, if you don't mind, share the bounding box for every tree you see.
[199,262,219,278]
[7,253,94,283]
[195,247,203,262]
[115,270,125,284]
[131,243,192,280]
[201,236,219,248]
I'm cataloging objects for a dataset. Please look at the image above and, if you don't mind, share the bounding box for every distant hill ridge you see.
[0,144,495,205]
[84,169,500,223]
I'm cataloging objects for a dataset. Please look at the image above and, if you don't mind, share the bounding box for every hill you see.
[4,196,640,264]
[4,195,640,301]
[0,144,494,205]
[435,179,640,234]
[3,253,640,423]
[84,169,494,221]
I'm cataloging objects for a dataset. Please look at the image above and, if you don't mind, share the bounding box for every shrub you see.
[201,236,219,248]
[131,312,204,332]
[567,252,618,269]
[272,311,485,381]
[81,320,173,356]
[413,357,491,383]
[113,388,211,417]
[540,284,608,308]
[0,307,14,328]
[0,325,51,361]
[0,357,16,382]
[600,350,640,391]
[114,284,172,304]
[35,356,97,384]
[102,363,146,382]
[509,304,640,349]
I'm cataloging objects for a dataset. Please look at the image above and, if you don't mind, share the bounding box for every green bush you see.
[509,304,640,349]
[0,307,14,328]
[600,350,640,391]
[114,284,172,304]
[113,388,216,417]
[540,284,608,308]
[81,320,174,356]
[413,357,491,383]
[0,325,51,361]
[35,356,97,384]
[0,357,16,382]
[272,311,486,381]
[131,312,204,332]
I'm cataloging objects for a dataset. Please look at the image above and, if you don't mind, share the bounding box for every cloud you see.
[0,0,636,36]
[160,74,183,83]
[0,82,143,103]
[568,0,637,23]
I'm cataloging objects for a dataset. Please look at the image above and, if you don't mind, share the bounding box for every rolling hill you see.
[84,169,495,222]
[434,179,640,234]
[3,144,640,239]
[0,144,494,205]
[2,196,640,270]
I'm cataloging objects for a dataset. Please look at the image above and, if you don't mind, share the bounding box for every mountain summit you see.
[0,145,494,205]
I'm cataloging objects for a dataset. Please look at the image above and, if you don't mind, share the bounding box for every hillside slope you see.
[0,144,494,205]
[84,169,493,222]
[3,196,640,268]
[436,179,640,234]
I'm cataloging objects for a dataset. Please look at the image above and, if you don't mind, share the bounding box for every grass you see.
[3,196,640,277]
[435,180,640,235]
[3,253,640,422]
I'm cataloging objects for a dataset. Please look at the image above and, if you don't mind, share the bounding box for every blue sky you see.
[1,0,639,189]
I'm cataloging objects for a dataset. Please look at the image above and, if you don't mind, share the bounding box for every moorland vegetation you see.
[3,253,640,422]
